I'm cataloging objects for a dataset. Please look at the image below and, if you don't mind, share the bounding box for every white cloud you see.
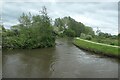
[1,2,119,35]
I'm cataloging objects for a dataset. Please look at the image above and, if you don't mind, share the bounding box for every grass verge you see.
[73,37,120,59]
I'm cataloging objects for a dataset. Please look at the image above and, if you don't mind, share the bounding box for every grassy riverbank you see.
[73,37,120,58]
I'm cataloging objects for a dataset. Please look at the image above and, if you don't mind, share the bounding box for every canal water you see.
[2,38,118,78]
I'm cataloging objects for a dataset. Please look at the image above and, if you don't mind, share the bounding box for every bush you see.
[80,33,92,40]
[110,42,115,45]
[64,29,75,37]
[85,35,92,40]
[80,33,86,39]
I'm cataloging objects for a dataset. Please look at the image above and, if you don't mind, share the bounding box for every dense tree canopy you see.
[54,16,95,37]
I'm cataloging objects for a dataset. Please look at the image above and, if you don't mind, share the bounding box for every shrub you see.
[85,35,92,40]
[80,33,86,39]
[64,29,75,37]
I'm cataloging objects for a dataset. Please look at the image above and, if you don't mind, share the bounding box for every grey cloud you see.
[2,2,118,35]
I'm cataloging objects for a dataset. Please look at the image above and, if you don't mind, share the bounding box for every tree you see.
[96,27,101,36]
[54,16,86,37]
[84,26,95,36]
[54,18,64,32]
[63,29,75,37]
[3,6,55,49]
[18,12,32,28]
[98,32,112,38]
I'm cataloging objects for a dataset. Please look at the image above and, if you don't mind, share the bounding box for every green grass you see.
[73,37,120,58]
[91,38,118,46]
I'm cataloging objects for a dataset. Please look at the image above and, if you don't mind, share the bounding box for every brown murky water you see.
[2,38,118,78]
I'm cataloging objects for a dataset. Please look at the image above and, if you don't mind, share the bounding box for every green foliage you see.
[98,32,112,39]
[54,17,95,38]
[54,16,88,37]
[85,35,92,40]
[63,29,75,37]
[118,33,120,46]
[84,26,95,36]
[2,6,55,49]
[80,33,92,40]
[80,33,86,39]
[91,36,118,46]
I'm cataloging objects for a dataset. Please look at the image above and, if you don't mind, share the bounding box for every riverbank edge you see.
[73,37,120,59]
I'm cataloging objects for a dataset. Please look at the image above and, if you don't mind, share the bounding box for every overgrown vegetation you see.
[2,6,55,49]
[92,32,119,46]
[80,29,119,46]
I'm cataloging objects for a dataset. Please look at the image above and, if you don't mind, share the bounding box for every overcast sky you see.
[1,0,119,35]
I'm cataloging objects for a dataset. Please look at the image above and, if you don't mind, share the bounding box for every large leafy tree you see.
[54,16,87,37]
[3,6,55,49]
[84,26,95,36]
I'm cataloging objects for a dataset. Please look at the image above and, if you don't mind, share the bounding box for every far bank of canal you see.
[3,38,118,78]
